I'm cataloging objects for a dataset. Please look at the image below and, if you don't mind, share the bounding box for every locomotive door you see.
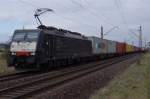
[45,34,54,61]
[48,35,54,60]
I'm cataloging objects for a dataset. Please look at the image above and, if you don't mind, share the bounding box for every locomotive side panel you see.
[40,31,92,67]
[53,35,92,59]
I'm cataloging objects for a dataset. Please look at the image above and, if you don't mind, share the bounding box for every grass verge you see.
[0,53,15,75]
[0,59,7,73]
[90,53,150,99]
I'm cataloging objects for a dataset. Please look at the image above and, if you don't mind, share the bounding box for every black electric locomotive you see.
[8,26,92,70]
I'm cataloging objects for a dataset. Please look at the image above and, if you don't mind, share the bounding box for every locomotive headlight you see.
[31,52,35,56]
[11,52,16,55]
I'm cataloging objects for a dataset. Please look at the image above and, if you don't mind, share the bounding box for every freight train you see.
[7,26,143,70]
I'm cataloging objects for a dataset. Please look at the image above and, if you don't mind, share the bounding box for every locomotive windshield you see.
[13,32,39,41]
[13,33,26,41]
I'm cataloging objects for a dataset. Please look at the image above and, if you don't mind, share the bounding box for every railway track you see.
[0,55,125,90]
[0,54,139,99]
[0,70,40,83]
[0,55,123,90]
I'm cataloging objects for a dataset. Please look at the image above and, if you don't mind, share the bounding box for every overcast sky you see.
[0,0,149,46]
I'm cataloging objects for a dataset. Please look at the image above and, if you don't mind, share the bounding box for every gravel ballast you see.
[29,56,139,99]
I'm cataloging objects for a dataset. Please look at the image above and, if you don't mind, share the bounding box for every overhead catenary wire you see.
[114,0,147,44]
[129,29,139,38]
[69,0,103,24]
[76,0,138,41]
[70,0,116,27]
[17,0,40,8]
[17,0,42,27]
[130,28,147,43]
[129,27,147,47]
[55,13,100,30]
[114,0,129,29]
[16,0,146,45]
[17,0,100,31]
[17,0,117,31]
[83,0,123,37]
[70,0,128,40]
[83,0,116,27]
[113,0,143,43]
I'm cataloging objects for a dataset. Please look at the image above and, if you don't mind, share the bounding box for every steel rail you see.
[0,54,138,99]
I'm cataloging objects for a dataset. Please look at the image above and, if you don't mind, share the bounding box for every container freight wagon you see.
[134,46,139,52]
[88,37,108,54]
[107,40,116,56]
[88,36,117,59]
[131,45,134,52]
[116,42,126,55]
[126,44,134,53]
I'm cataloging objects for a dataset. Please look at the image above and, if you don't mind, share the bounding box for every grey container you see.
[88,36,108,54]
[107,40,116,53]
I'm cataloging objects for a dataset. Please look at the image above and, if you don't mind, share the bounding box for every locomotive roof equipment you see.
[34,8,54,29]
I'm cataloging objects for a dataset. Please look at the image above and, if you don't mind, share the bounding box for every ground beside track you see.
[90,53,150,99]
[0,52,15,75]
[28,54,139,99]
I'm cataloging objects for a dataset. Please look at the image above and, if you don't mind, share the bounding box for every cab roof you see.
[14,29,41,33]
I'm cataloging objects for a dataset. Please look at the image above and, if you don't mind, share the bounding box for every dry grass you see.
[0,59,7,73]
[0,52,15,75]
[90,53,150,99]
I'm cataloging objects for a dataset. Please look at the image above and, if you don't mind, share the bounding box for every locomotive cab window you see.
[13,32,26,41]
[26,32,39,41]
[12,32,39,41]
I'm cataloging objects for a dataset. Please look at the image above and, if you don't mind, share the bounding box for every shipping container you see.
[138,47,141,52]
[88,36,108,54]
[116,42,122,54]
[131,45,134,52]
[116,42,126,54]
[126,44,129,52]
[107,40,116,53]
[126,44,134,53]
[136,47,140,52]
[134,46,136,52]
[127,44,130,52]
